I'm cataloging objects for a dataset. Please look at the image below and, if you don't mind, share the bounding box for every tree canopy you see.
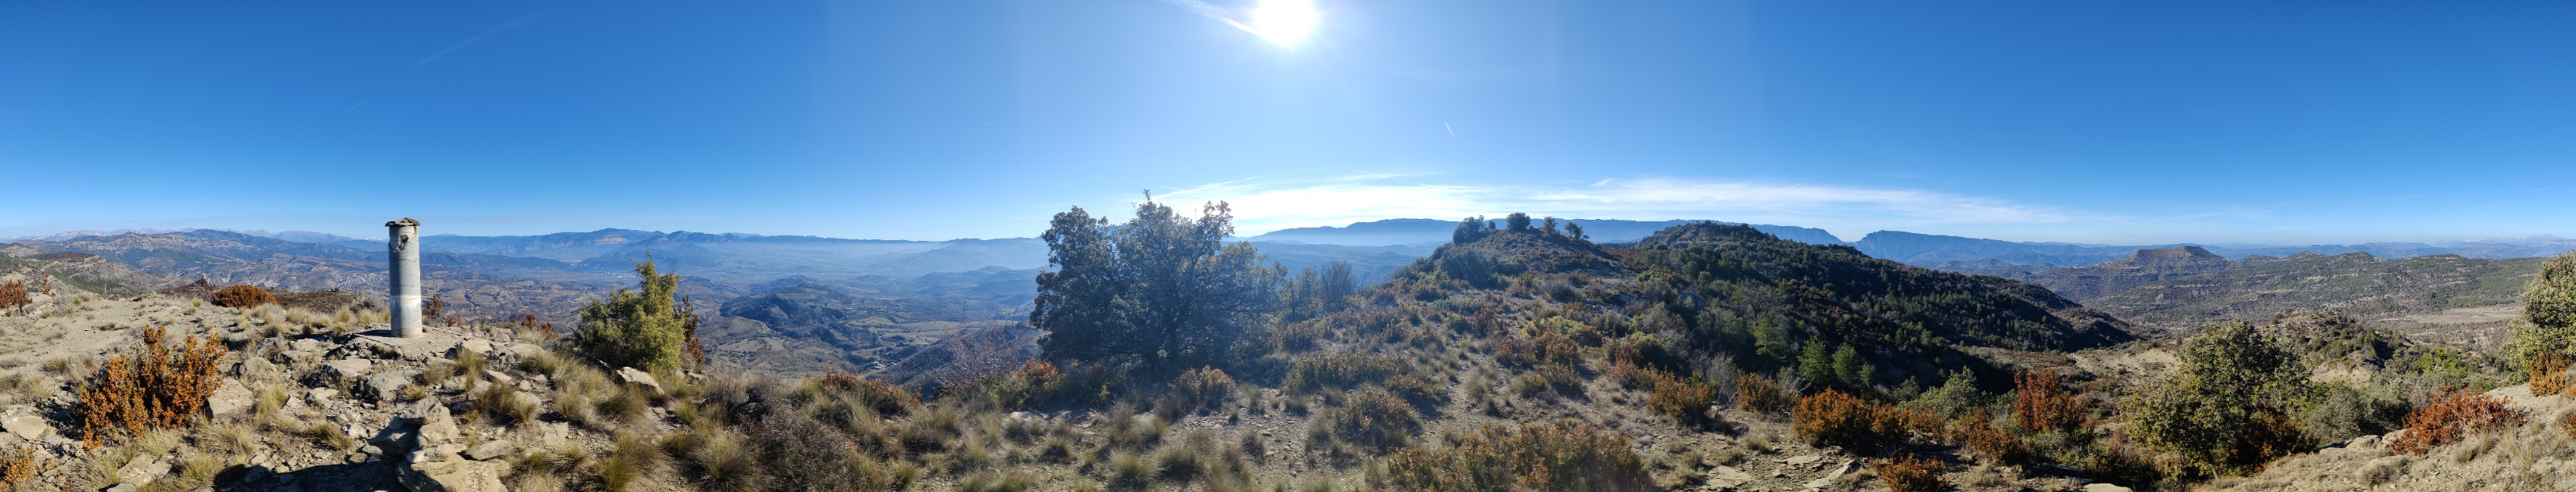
[1031,196,1284,370]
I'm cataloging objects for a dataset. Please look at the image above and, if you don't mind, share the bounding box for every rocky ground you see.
[0,282,2139,492]
[2216,384,2576,492]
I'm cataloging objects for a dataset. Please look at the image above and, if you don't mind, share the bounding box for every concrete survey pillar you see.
[387,217,422,338]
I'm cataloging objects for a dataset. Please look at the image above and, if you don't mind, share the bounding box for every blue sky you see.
[4,1,2572,243]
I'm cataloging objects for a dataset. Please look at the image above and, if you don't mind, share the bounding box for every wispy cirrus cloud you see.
[1147,174,2074,239]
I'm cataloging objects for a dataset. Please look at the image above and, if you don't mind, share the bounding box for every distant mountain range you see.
[1248,218,1848,246]
[1252,219,2574,268]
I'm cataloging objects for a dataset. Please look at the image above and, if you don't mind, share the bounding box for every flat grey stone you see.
[323,359,374,381]
[207,379,255,418]
[614,367,660,394]
[2,416,49,440]
[1785,454,1823,465]
[463,440,512,461]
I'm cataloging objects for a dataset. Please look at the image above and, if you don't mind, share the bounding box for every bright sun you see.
[1246,0,1317,46]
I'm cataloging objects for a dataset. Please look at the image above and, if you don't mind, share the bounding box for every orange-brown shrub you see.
[1736,373,1789,415]
[1496,329,1583,368]
[509,314,557,338]
[1793,389,1877,447]
[76,325,228,447]
[2560,410,2576,440]
[2387,387,2525,454]
[1381,422,1651,492]
[1646,371,1716,425]
[817,372,918,416]
[1953,418,2027,465]
[1874,405,1945,439]
[2013,370,2084,433]
[0,281,28,311]
[0,445,48,487]
[2528,352,2572,396]
[209,284,275,308]
[1170,366,1236,412]
[1874,454,1947,492]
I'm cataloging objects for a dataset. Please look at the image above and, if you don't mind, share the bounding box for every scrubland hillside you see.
[0,209,2567,492]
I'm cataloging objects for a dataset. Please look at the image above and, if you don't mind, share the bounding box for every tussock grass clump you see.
[210,285,275,308]
[1320,387,1419,451]
[1381,422,1649,492]
[75,325,228,447]
[474,385,538,426]
[1170,366,1237,413]
[818,372,918,416]
[2388,387,2525,454]
[749,411,879,491]
[1283,353,1399,393]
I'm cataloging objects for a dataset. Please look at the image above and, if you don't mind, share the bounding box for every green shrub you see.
[570,260,700,374]
[1381,422,1650,491]
[2125,321,2309,476]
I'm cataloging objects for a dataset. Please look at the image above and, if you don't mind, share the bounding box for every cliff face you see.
[2035,246,2236,300]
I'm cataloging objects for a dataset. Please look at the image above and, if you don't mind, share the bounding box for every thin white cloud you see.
[1135,174,2074,238]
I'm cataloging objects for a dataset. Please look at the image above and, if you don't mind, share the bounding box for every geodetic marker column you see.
[387,217,423,338]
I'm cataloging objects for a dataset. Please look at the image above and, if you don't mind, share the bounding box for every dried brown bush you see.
[1496,329,1582,368]
[1645,370,1715,425]
[1793,389,1876,447]
[1170,366,1236,413]
[2387,387,2525,454]
[1735,373,1789,415]
[2012,370,2083,433]
[1953,418,2026,465]
[511,314,558,339]
[1381,422,1651,492]
[0,281,28,312]
[210,285,275,308]
[76,325,228,447]
[2528,352,2572,396]
[0,444,51,487]
[1874,454,1948,491]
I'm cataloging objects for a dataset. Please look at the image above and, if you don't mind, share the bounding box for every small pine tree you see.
[1504,213,1532,232]
[1564,222,1586,240]
[571,260,700,373]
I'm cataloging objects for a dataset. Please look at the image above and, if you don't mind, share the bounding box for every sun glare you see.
[1247,0,1317,46]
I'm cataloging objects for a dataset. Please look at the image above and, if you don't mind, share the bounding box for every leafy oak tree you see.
[1032,196,1284,371]
[2126,321,2308,476]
